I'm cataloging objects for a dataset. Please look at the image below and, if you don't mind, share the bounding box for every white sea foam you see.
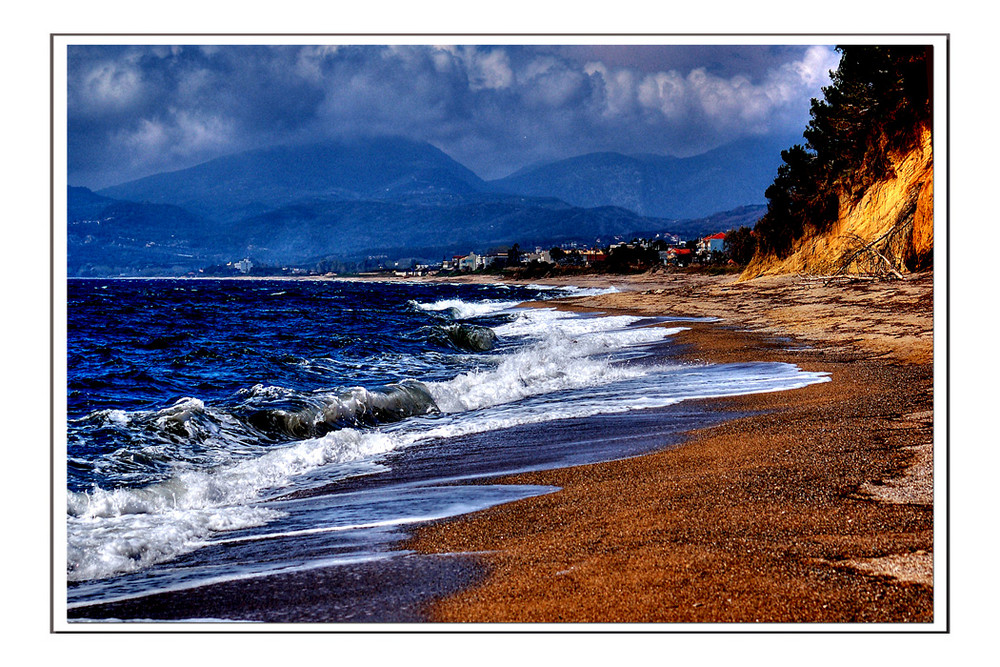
[427,315,679,413]
[552,285,621,297]
[67,505,281,582]
[67,427,401,581]
[491,307,663,340]
[67,299,828,584]
[410,297,522,320]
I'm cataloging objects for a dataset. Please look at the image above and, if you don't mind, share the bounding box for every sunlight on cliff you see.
[741,126,933,281]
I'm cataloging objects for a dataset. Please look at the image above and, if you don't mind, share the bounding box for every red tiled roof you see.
[705,232,726,240]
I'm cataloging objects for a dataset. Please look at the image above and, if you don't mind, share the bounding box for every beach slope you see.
[408,271,935,623]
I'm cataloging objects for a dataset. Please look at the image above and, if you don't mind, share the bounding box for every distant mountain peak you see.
[98,136,487,222]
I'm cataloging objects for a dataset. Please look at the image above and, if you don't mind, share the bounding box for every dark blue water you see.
[64,277,829,619]
[67,278,537,493]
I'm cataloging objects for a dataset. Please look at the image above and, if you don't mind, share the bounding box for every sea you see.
[64,277,829,622]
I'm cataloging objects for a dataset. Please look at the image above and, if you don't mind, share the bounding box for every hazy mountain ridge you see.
[489,134,799,219]
[223,196,667,266]
[68,188,226,276]
[631,204,767,241]
[70,135,784,275]
[67,186,118,221]
[98,137,489,222]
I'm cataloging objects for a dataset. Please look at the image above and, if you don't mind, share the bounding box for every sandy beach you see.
[406,269,935,623]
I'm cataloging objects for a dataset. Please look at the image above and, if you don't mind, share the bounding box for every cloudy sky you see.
[67,43,841,189]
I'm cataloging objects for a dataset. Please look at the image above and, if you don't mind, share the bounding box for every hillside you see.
[742,46,933,281]
[69,133,788,276]
[226,195,668,266]
[742,128,932,279]
[68,188,223,276]
[66,185,674,275]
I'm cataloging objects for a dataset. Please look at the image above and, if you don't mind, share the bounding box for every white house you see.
[458,252,481,271]
[697,233,727,256]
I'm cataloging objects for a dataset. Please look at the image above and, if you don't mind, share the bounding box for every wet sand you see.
[407,270,935,623]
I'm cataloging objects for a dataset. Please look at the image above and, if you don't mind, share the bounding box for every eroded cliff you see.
[742,126,933,281]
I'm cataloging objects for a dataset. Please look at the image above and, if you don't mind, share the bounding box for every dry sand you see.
[406,269,936,623]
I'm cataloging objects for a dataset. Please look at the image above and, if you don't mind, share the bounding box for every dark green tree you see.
[605,244,659,273]
[724,227,757,265]
[506,243,522,266]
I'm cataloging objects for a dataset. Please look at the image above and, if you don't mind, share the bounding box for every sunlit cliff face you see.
[742,126,933,280]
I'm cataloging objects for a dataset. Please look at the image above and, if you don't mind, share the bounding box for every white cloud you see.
[467,48,514,91]
[69,44,842,187]
[294,46,337,82]
[637,70,688,120]
[519,57,587,108]
[584,46,839,134]
[116,110,233,174]
[119,118,168,154]
[795,45,842,87]
[584,61,640,117]
[81,61,142,110]
[172,110,233,155]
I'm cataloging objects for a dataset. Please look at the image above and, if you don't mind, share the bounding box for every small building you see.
[476,251,509,268]
[235,258,254,274]
[663,247,693,265]
[698,233,727,256]
[523,249,553,264]
[458,252,481,271]
[441,255,465,271]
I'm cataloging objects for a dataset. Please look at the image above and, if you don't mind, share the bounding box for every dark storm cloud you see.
[67,43,841,189]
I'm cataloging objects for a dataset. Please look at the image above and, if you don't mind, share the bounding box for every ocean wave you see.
[536,284,621,298]
[243,380,439,439]
[425,323,498,352]
[67,504,282,582]
[66,425,402,581]
[66,308,674,582]
[426,318,677,414]
[409,297,522,320]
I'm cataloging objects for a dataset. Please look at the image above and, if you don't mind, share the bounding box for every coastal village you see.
[390,231,728,277]
[217,231,733,278]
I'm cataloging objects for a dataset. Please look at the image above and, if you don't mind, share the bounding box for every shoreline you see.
[406,270,934,623]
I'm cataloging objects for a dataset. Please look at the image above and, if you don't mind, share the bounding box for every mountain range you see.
[69,135,785,276]
[492,135,794,220]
